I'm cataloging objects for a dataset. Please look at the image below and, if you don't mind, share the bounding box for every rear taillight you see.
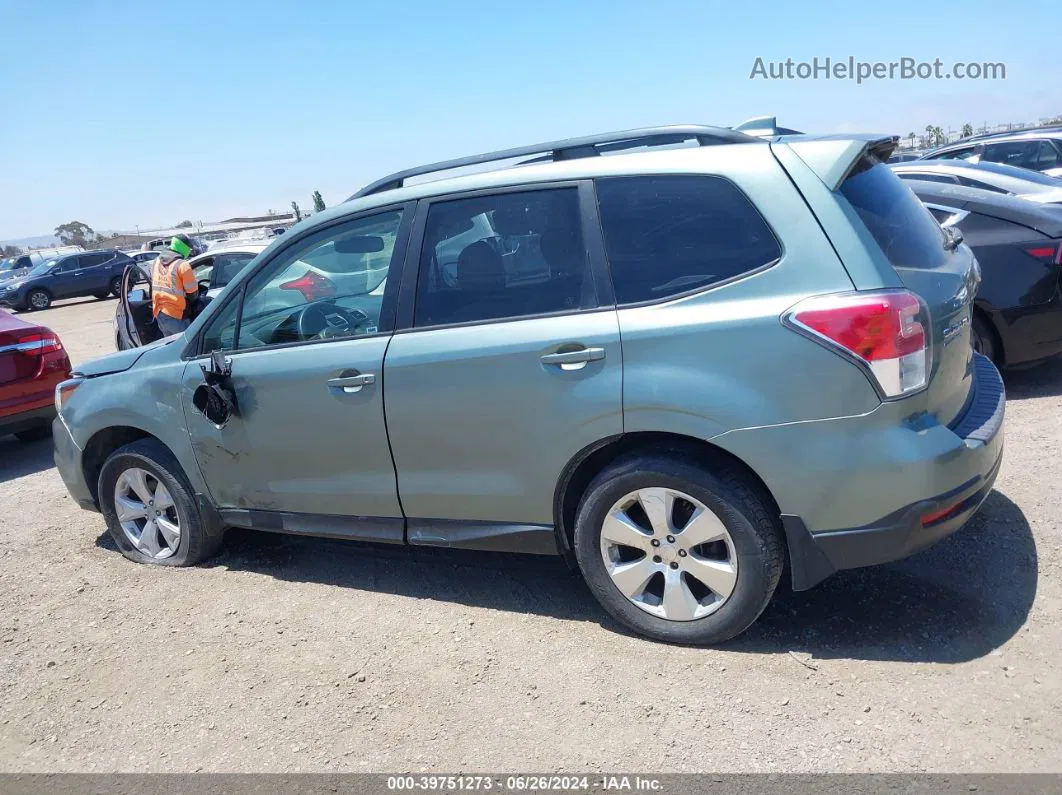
[1023,243,1062,265]
[0,328,66,383]
[279,270,337,302]
[12,332,63,354]
[784,290,931,399]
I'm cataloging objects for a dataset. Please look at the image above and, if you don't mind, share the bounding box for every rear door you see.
[383,183,622,549]
[838,158,978,424]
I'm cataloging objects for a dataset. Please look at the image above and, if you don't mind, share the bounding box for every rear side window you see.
[983,140,1041,169]
[897,173,959,185]
[595,176,781,305]
[839,158,948,270]
[414,188,592,327]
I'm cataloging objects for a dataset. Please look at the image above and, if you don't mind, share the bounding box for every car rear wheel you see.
[93,292,110,300]
[574,452,784,645]
[26,289,51,311]
[14,426,51,443]
[98,439,223,566]
[972,313,997,363]
[108,276,122,297]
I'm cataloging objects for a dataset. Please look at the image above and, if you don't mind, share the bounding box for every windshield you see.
[26,260,57,278]
[973,161,1062,186]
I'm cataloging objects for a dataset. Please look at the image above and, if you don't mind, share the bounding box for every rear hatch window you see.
[839,157,978,425]
[840,159,949,269]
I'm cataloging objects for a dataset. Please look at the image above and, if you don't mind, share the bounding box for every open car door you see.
[120,262,162,348]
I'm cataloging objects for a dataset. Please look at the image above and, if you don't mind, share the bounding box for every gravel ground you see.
[0,297,1060,773]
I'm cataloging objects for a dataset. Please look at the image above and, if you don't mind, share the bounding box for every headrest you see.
[456,241,505,292]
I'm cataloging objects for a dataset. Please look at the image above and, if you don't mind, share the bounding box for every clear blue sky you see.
[1,0,1056,241]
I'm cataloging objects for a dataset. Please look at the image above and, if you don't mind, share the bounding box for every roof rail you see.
[348,124,756,200]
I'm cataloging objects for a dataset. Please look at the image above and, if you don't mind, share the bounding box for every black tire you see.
[972,313,997,363]
[25,289,51,311]
[108,276,122,297]
[14,425,51,443]
[93,292,110,300]
[98,438,223,566]
[574,452,784,645]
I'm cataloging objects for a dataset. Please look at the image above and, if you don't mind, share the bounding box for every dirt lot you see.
[0,296,1060,773]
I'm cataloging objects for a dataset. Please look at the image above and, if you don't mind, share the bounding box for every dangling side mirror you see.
[192,350,237,427]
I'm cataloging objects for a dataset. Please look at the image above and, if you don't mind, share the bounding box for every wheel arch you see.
[81,425,157,506]
[553,431,782,556]
[972,301,1006,365]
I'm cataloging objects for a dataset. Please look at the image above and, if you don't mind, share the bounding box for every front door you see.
[383,185,623,549]
[49,256,84,299]
[185,205,413,540]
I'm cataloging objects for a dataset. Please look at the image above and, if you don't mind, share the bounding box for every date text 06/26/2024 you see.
[385,775,663,791]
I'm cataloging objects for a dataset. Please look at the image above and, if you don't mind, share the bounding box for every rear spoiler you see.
[772,135,900,191]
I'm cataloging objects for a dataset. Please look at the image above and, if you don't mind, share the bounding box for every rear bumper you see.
[781,353,1005,589]
[0,403,56,436]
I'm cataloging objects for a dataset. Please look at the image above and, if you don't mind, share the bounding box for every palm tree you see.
[961,123,974,138]
[908,131,917,148]
[931,126,945,146]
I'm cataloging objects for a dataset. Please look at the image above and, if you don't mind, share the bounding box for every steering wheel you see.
[295,302,367,340]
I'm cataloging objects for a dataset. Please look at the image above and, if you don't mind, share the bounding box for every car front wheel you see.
[98,439,223,566]
[574,452,784,645]
[108,276,123,297]
[26,289,51,311]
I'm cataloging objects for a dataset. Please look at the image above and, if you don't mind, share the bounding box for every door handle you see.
[327,373,376,393]
[540,347,606,371]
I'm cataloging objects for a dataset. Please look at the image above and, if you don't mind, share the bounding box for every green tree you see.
[961,123,974,138]
[312,190,326,213]
[176,220,193,228]
[1,244,23,257]
[54,221,97,248]
[291,201,302,222]
[908,131,917,148]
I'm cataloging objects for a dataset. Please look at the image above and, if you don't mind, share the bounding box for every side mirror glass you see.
[128,288,148,303]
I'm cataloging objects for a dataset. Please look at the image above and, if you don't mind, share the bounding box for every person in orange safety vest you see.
[152,234,199,337]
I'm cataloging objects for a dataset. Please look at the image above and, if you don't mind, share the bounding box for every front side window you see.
[414,188,592,327]
[595,175,782,305]
[201,210,404,352]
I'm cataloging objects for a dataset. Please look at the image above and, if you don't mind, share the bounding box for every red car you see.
[0,310,71,442]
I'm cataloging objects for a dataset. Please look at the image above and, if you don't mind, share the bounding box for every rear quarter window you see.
[595,175,782,305]
[839,159,948,270]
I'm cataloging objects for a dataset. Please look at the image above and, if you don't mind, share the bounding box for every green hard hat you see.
[170,235,193,258]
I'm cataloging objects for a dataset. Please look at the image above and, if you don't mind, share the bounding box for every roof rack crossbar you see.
[348,124,754,200]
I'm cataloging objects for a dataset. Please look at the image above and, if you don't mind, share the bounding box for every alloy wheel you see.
[29,292,49,309]
[114,467,181,559]
[599,487,738,621]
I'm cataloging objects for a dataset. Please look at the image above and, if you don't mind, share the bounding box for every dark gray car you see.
[0,250,133,311]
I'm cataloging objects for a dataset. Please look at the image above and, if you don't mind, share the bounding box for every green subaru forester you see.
[53,125,1003,644]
